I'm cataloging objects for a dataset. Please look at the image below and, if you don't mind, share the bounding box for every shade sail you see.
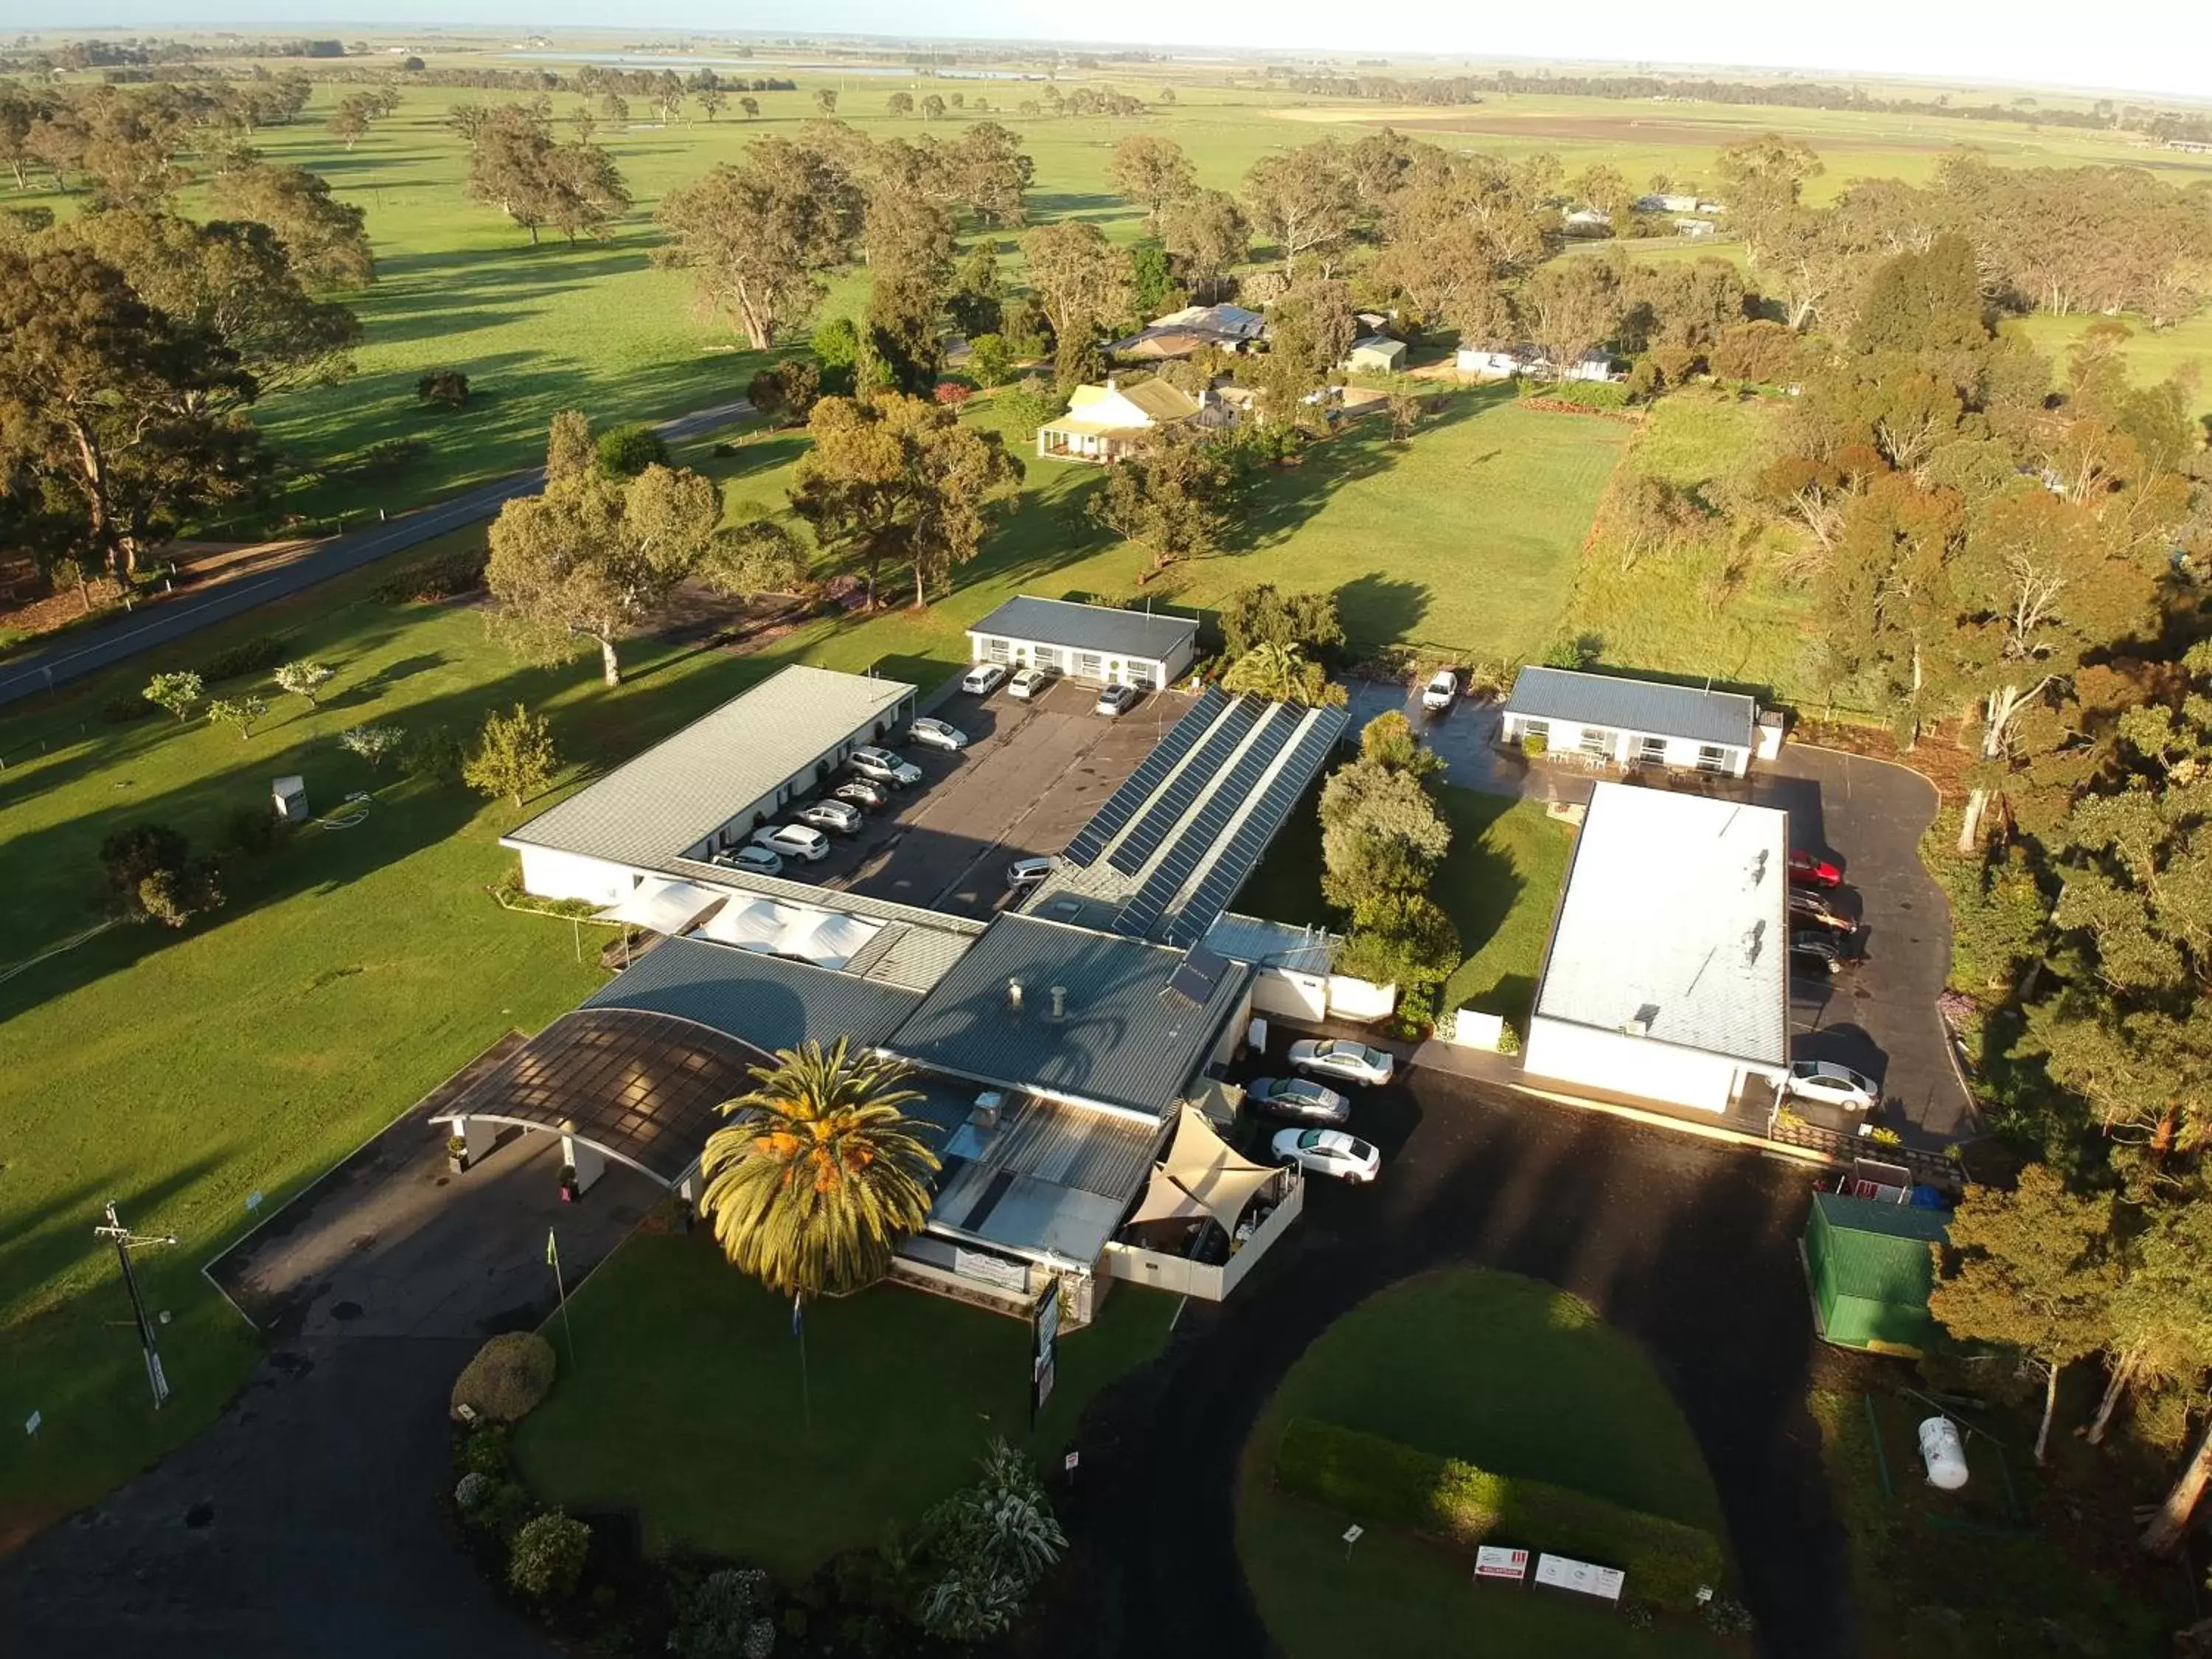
[1127,1167,1214,1228]
[693,897,882,967]
[1152,1107,1277,1234]
[595,879,728,937]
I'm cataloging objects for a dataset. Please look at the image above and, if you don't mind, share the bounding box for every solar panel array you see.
[1107,698,1262,875]
[1061,686,1228,869]
[1163,705,1352,947]
[1113,704,1301,939]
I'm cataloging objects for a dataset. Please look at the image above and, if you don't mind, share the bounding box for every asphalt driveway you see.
[1034,1065,1858,1659]
[0,1058,652,1658]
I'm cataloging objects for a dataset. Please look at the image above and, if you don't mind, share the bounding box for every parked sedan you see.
[1787,888,1855,932]
[1287,1037,1395,1088]
[1784,1060,1879,1113]
[751,824,831,863]
[849,745,924,787]
[1271,1127,1382,1184]
[796,799,863,836]
[1421,668,1459,712]
[833,779,890,813]
[961,662,1009,696]
[1009,666,1053,700]
[909,717,968,752]
[1245,1076,1351,1127]
[1094,683,1141,717]
[1788,849,1843,888]
[1790,931,1863,975]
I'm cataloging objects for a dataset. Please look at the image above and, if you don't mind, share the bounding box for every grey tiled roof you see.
[967,596,1196,664]
[889,914,1248,1117]
[504,666,914,867]
[1504,666,1756,751]
[587,935,923,1056]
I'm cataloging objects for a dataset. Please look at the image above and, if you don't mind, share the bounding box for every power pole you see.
[94,1201,178,1409]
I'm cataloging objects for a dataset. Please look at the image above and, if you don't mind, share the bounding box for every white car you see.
[796,799,863,836]
[751,824,830,863]
[961,663,1009,697]
[1095,683,1141,717]
[1271,1127,1381,1184]
[910,717,968,752]
[849,746,924,787]
[1785,1060,1879,1112]
[1009,667,1053,700]
[1006,855,1056,891]
[1422,669,1459,712]
[1287,1037,1395,1088]
[723,844,783,877]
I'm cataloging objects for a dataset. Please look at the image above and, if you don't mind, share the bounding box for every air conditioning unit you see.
[970,1091,1006,1131]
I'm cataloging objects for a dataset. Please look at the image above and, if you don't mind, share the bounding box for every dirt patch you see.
[1271,105,1943,153]
[0,537,327,646]
[1795,716,1974,805]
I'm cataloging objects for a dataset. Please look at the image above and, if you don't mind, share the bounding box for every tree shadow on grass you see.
[1335,573,1431,653]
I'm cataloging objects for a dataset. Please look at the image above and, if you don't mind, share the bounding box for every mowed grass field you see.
[1239,1269,1728,1657]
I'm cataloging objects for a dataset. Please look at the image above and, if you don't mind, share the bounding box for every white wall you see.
[516,846,636,907]
[1326,974,1399,1021]
[967,630,1194,689]
[1251,967,1327,1023]
[1523,1018,1746,1113]
[1500,712,1749,779]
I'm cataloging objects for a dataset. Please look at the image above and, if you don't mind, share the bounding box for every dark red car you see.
[1789,849,1842,888]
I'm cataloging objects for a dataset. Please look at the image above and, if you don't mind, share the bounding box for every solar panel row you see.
[1106,696,1262,875]
[1114,703,1300,937]
[1164,707,1350,946]
[1062,686,1229,869]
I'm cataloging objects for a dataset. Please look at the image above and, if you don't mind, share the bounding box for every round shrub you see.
[471,1479,536,1542]
[417,369,471,410]
[596,422,669,477]
[508,1509,591,1601]
[457,1425,511,1478]
[451,1331,557,1424]
[454,1471,494,1513]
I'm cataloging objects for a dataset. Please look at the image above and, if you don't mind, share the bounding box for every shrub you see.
[103,692,156,724]
[223,804,287,858]
[138,863,224,928]
[458,1425,512,1478]
[1523,378,1632,411]
[507,1510,591,1601]
[931,380,974,407]
[371,545,488,605]
[597,423,669,476]
[403,724,467,781]
[917,1438,1066,1641]
[470,1479,537,1543]
[333,437,428,484]
[1273,1419,1725,1612]
[454,1471,495,1513]
[200,635,286,683]
[451,1331,557,1423]
[417,369,472,410]
[1495,1021,1522,1058]
[747,360,821,427]
[1520,732,1548,757]
[100,822,189,899]
[668,1567,776,1659]
[339,724,406,770]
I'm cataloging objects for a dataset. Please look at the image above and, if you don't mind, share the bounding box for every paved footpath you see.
[0,399,752,710]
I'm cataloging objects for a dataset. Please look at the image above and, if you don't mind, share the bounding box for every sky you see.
[56,1,2212,102]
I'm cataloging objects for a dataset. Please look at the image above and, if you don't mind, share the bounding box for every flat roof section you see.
[585,935,924,1056]
[431,1008,763,1187]
[1533,782,1790,1066]
[967,595,1197,664]
[1505,665,1757,751]
[930,1091,1165,1265]
[503,664,914,869]
[891,914,1249,1119]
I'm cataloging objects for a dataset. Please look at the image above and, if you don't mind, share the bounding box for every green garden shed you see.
[1804,1192,1950,1355]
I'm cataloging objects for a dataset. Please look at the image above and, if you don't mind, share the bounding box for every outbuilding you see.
[1345,335,1407,373]
[966,594,1197,691]
[1522,782,1791,1115]
[1500,664,1760,779]
[1804,1192,1950,1355]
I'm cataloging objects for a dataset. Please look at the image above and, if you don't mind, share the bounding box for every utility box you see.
[271,775,309,824]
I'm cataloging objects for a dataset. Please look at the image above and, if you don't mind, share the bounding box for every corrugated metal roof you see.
[586,935,922,1055]
[967,596,1197,664]
[1505,665,1757,751]
[891,914,1248,1117]
[1204,913,1340,976]
[1533,782,1790,1065]
[503,666,914,867]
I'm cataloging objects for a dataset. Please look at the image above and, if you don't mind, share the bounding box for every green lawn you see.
[512,1230,1175,1579]
[1239,1269,1727,1657]
[2009,311,2212,420]
[1436,791,1573,1029]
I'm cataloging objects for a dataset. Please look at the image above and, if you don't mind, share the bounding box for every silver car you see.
[796,800,863,836]
[1287,1037,1395,1088]
[849,746,924,787]
[1271,1127,1381,1183]
[751,824,830,863]
[910,717,968,752]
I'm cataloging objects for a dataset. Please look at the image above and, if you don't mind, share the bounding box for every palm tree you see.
[697,1038,941,1300]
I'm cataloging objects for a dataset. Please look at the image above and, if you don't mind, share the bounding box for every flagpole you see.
[549,1227,577,1373]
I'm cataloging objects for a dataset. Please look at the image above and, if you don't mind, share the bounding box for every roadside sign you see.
[24,1410,41,1436]
[1342,1525,1364,1545]
[1473,1545,1530,1582]
[1534,1553,1626,1603]
[1064,1450,1080,1475]
[1032,1354,1056,1413]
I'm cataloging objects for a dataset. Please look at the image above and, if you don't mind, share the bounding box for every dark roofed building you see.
[586,935,922,1055]
[967,595,1197,690]
[1500,664,1761,779]
[890,914,1248,1119]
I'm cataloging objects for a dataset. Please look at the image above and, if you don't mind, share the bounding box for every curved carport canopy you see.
[431,1008,770,1188]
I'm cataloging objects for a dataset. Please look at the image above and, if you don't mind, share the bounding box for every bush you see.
[992,377,1063,440]
[451,1331,557,1424]
[1523,378,1632,411]
[454,1471,495,1513]
[200,635,286,683]
[458,1425,512,1478]
[333,437,427,484]
[967,333,1015,386]
[1273,1419,1725,1612]
[403,724,466,781]
[932,380,974,406]
[470,1478,537,1543]
[417,369,471,410]
[747,360,821,427]
[138,863,224,928]
[1520,732,1548,757]
[371,544,489,605]
[103,692,156,724]
[507,1510,591,1601]
[669,1567,777,1659]
[223,804,287,858]
[597,423,669,477]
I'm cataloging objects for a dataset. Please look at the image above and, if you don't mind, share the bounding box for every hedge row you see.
[372,545,490,605]
[1273,1418,1725,1611]
[1518,378,1633,411]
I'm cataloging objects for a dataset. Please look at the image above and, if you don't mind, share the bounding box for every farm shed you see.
[1346,335,1406,373]
[1804,1192,1950,1355]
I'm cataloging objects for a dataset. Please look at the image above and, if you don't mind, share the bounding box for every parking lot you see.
[768,676,1194,921]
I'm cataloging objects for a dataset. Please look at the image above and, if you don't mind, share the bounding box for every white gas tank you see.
[1918,1416,1969,1490]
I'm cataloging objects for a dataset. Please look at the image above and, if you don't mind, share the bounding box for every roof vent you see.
[1048,985,1068,1022]
[1006,978,1024,1015]
[970,1091,1004,1131]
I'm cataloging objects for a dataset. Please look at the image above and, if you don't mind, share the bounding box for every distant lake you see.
[499,52,1037,80]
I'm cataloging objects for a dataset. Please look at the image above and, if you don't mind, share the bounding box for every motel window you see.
[1636,735,1668,767]
[1520,719,1549,745]
[985,636,1013,664]
[1579,726,1613,760]
[1696,745,1730,773]
[1077,651,1105,680]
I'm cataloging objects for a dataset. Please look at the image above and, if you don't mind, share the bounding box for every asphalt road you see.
[0,399,754,710]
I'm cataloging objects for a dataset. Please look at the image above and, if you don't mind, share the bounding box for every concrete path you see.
[0,398,754,709]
